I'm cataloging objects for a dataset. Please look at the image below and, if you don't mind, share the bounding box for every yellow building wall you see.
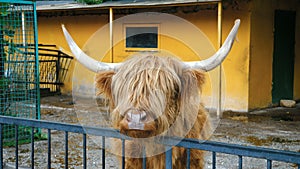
[172,10,250,112]
[37,1,300,111]
[221,7,251,112]
[38,15,109,94]
[248,0,274,109]
[38,5,251,112]
[249,0,300,109]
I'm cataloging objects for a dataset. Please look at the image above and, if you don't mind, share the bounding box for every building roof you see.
[36,0,220,11]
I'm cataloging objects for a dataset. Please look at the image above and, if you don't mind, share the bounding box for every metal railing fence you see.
[0,115,299,169]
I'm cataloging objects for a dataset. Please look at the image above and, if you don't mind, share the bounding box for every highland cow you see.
[62,19,240,169]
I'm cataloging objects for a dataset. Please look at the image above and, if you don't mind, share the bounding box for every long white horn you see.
[185,19,240,71]
[62,25,119,72]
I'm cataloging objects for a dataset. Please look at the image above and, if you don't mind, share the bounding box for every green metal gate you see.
[0,0,40,144]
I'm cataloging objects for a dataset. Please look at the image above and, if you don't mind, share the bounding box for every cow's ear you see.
[179,69,206,131]
[181,69,205,91]
[95,71,115,99]
[190,69,205,90]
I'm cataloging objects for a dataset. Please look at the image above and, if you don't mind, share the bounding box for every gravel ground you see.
[3,95,300,169]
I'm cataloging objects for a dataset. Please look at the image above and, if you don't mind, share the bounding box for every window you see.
[125,24,159,51]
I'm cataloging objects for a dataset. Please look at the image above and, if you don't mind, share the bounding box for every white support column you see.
[109,8,114,63]
[217,1,223,117]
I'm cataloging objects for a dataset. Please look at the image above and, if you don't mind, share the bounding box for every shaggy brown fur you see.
[95,55,211,169]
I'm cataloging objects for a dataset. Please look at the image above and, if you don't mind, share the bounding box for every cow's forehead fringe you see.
[110,55,184,114]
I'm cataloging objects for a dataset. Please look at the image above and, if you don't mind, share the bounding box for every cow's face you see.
[62,19,240,138]
[96,55,205,138]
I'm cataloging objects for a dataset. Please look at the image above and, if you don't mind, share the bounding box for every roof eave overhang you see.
[36,0,221,12]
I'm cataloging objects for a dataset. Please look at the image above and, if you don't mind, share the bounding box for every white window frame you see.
[123,23,160,52]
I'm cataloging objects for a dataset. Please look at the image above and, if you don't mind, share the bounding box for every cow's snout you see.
[120,109,156,131]
[125,111,148,123]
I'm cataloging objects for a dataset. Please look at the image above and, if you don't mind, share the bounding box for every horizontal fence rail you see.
[0,115,299,169]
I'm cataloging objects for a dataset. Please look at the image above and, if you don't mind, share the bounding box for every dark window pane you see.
[126,27,158,48]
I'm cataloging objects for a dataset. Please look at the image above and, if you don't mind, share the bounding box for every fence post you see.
[0,124,3,169]
[238,155,243,169]
[267,159,272,169]
[15,125,19,169]
[47,129,51,169]
[31,127,35,169]
[0,24,5,115]
[56,51,61,93]
[212,151,216,169]
[102,136,105,169]
[165,146,172,169]
[65,131,68,169]
[122,139,125,169]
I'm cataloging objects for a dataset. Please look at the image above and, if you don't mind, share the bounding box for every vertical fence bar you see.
[212,151,216,169]
[165,146,172,169]
[47,129,51,169]
[31,127,35,169]
[83,134,87,169]
[65,131,68,169]
[102,136,105,169]
[33,0,41,123]
[267,159,272,169]
[0,124,3,169]
[298,164,300,169]
[56,52,61,93]
[122,139,125,169]
[15,125,19,169]
[238,155,242,169]
[186,148,190,169]
[142,146,146,169]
